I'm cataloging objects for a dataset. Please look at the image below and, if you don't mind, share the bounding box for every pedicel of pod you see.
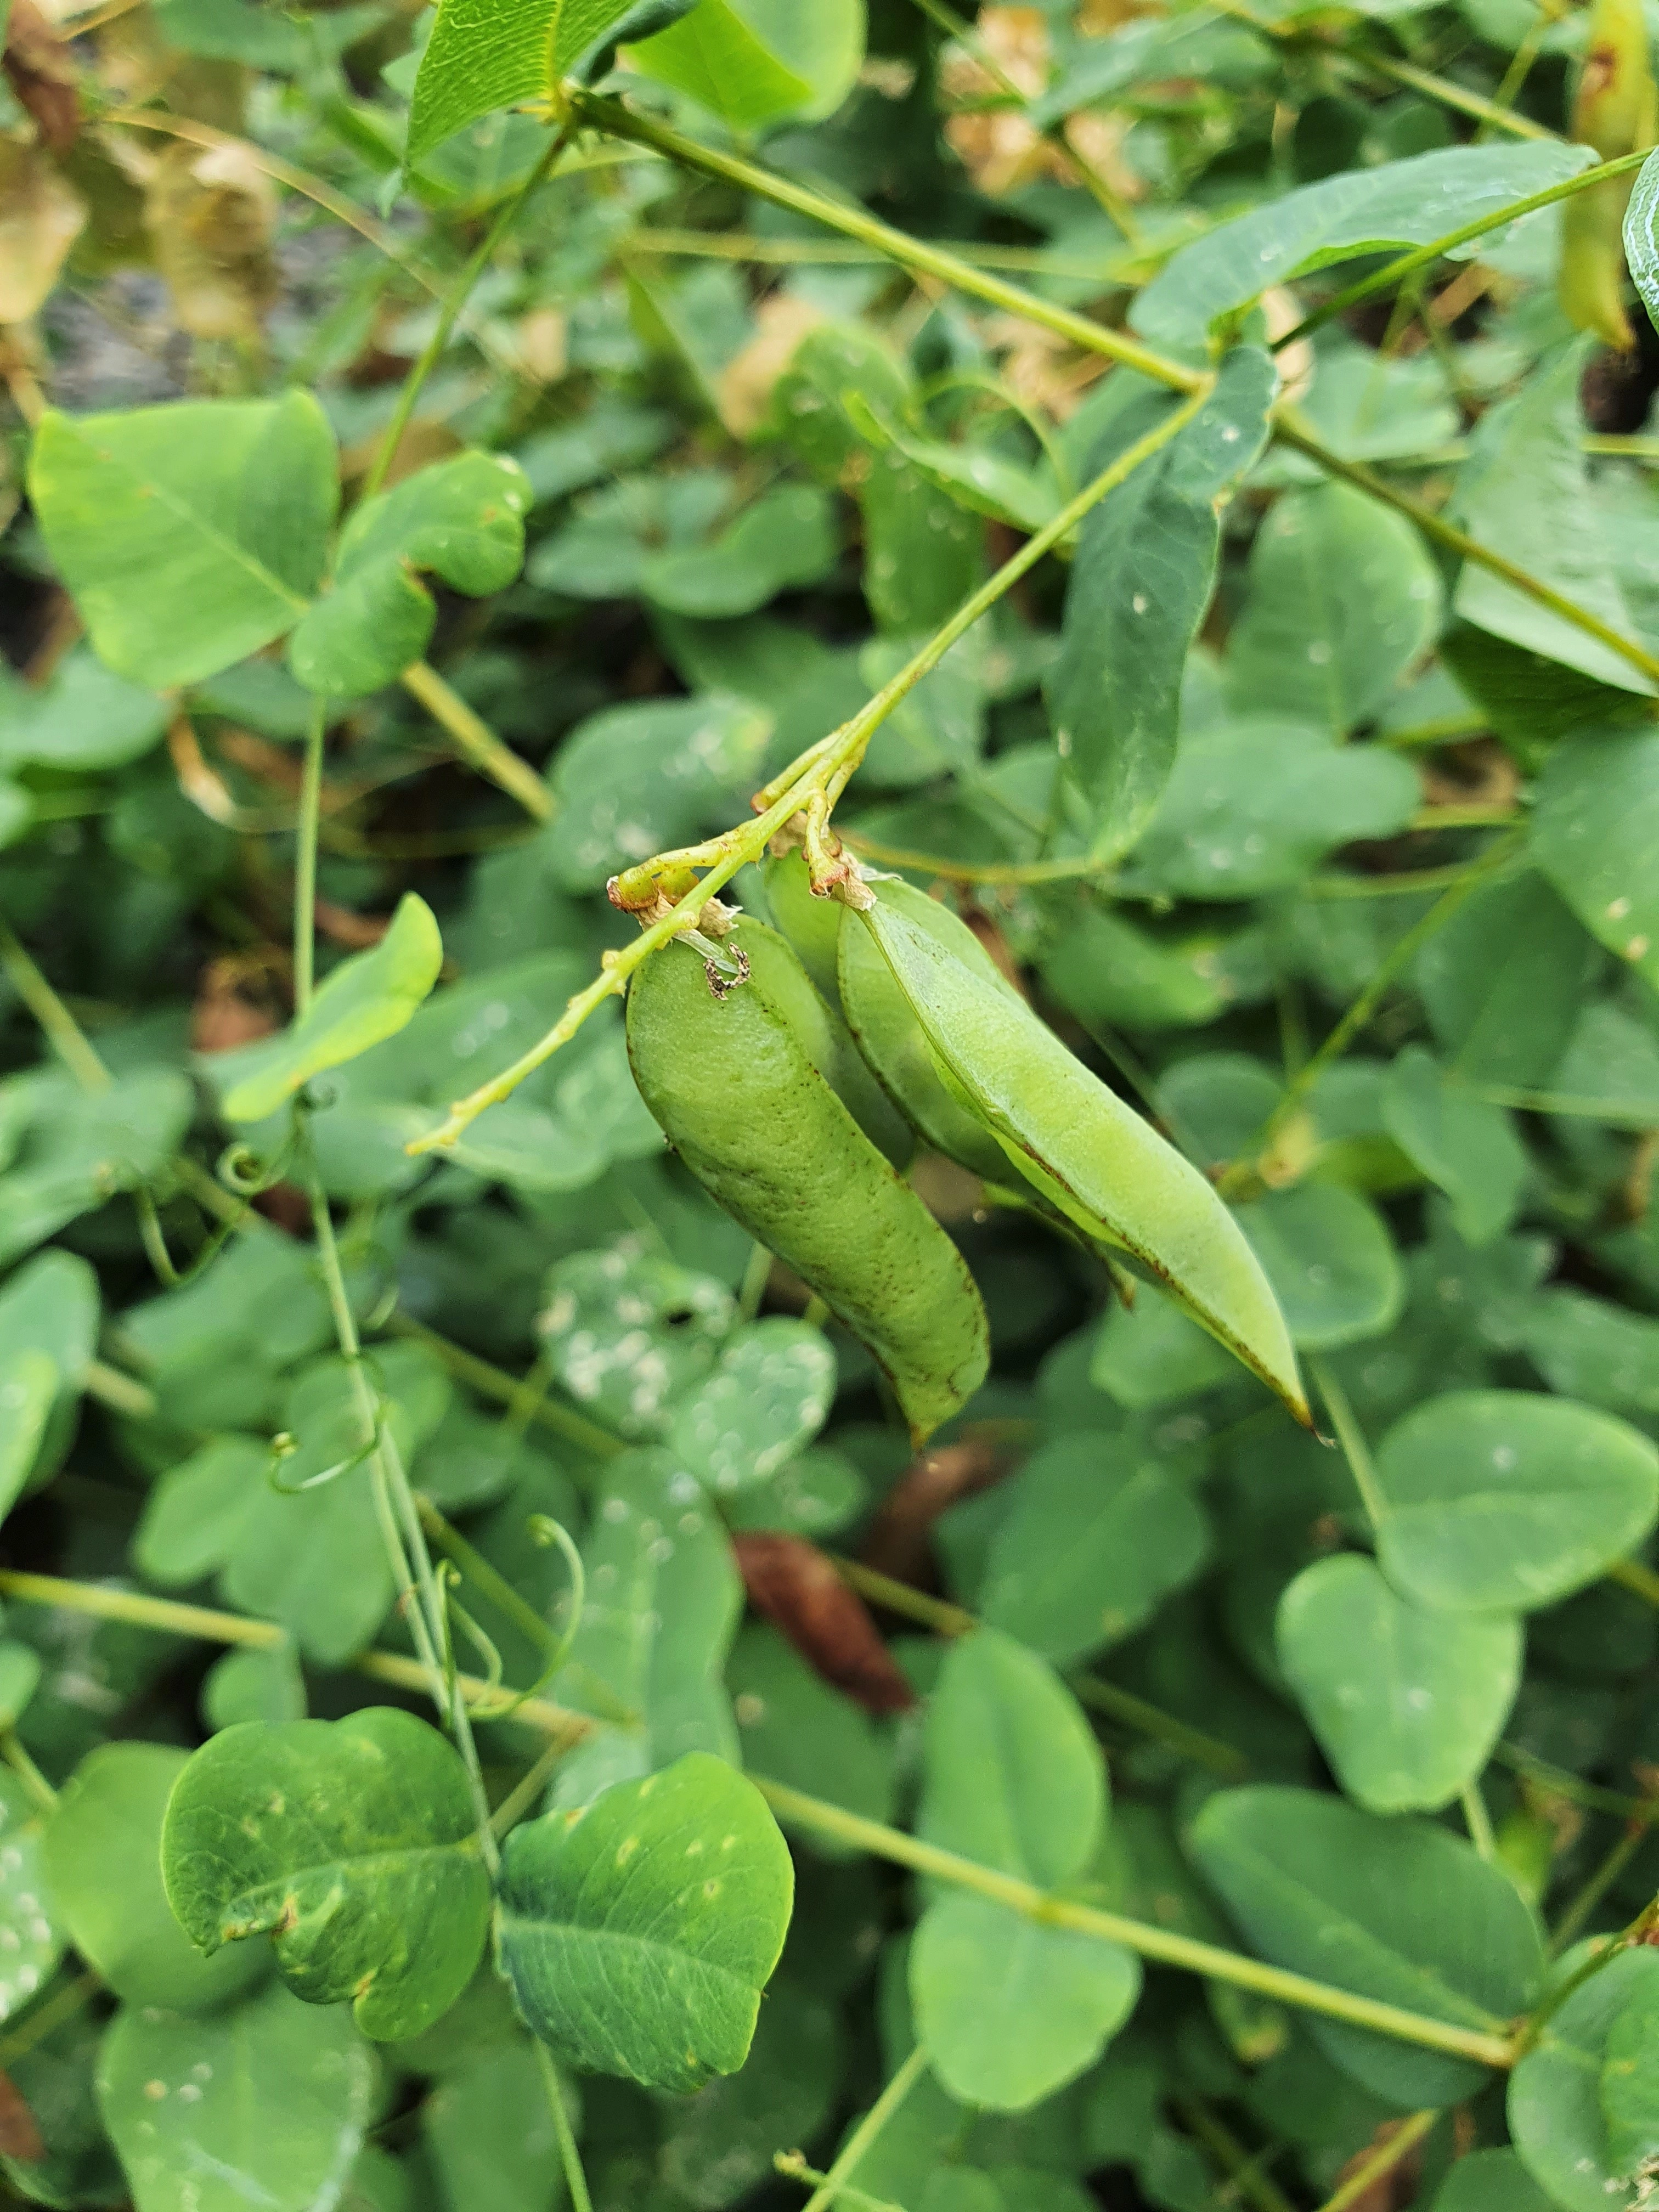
[738,908,913,1169]
[834,874,1019,1186]
[851,895,1312,1426]
[625,918,990,1442]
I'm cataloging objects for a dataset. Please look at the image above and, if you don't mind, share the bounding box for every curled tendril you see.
[217,1138,295,1197]
[264,1412,381,1496]
[496,1514,587,1716]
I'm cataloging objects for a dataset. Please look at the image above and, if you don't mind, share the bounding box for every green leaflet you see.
[1531,725,1659,997]
[27,396,336,689]
[1224,483,1444,735]
[0,650,167,773]
[1275,1554,1521,1814]
[218,893,444,1122]
[1372,1389,1659,1614]
[1381,1046,1528,1248]
[44,1744,265,2015]
[1047,347,1276,862]
[918,1628,1105,1887]
[629,0,865,131]
[909,1895,1141,2114]
[1191,1786,1543,2104]
[1509,1946,1659,2210]
[1133,141,1594,351]
[288,451,531,697]
[0,1770,62,2026]
[977,1432,1212,1666]
[408,0,698,162]
[853,896,1310,1424]
[160,1708,492,2040]
[97,1984,376,2212]
[494,1751,794,2091]
[668,1318,835,1496]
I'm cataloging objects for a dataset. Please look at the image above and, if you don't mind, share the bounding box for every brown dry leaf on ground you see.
[733,1532,917,1715]
[144,136,276,340]
[719,291,826,438]
[190,955,285,1054]
[0,133,85,322]
[0,2071,44,2165]
[861,1434,1015,1581]
[3,0,78,154]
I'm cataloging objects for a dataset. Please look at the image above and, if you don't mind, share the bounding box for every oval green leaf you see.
[161,1708,492,2040]
[495,1750,794,2092]
[1276,1554,1521,1813]
[1373,1390,1659,1614]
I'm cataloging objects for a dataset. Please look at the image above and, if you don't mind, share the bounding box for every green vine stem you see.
[1316,2110,1440,2212]
[408,381,1215,1151]
[360,121,575,503]
[798,2043,930,2212]
[535,2042,596,2212]
[398,661,552,822]
[833,1555,1251,1778]
[753,1779,1519,2067]
[0,1564,1519,2068]
[571,93,1659,685]
[1174,2096,1299,2212]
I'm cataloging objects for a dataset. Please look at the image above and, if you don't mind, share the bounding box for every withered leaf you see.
[733,1532,916,1717]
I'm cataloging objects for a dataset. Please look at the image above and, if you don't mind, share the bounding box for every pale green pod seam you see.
[837,878,1017,1183]
[853,899,1311,1426]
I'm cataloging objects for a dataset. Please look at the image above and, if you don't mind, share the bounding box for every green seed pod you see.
[837,879,1016,1184]
[762,850,845,1006]
[851,895,1310,1426]
[1562,0,1656,347]
[626,920,989,1443]
[742,906,913,1169]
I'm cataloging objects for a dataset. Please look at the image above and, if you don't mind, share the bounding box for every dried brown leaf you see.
[860,1435,1014,1582]
[719,291,826,438]
[190,953,284,1055]
[733,1532,916,1716]
[313,898,390,951]
[0,2070,44,2164]
[3,0,78,156]
[145,137,276,341]
[0,131,85,322]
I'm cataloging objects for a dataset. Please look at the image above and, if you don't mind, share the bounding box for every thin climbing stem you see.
[833,1555,1250,1778]
[0,1731,57,1816]
[0,920,109,1092]
[1315,2111,1439,2212]
[398,661,552,822]
[800,2044,930,2212]
[575,89,1659,685]
[409,382,1215,1151]
[1310,1358,1389,1530]
[288,713,500,1872]
[535,2043,595,2212]
[1462,1780,1498,1863]
[1175,2098,1298,2212]
[754,1779,1518,2066]
[573,92,1202,392]
[0,1566,589,1735]
[386,1312,623,1459]
[293,699,326,1015]
[361,122,574,502]
[1550,1823,1654,1955]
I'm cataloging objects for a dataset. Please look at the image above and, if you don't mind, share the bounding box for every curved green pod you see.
[762,851,845,1007]
[626,921,989,1442]
[740,913,913,1169]
[836,879,1015,1183]
[851,896,1310,1426]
